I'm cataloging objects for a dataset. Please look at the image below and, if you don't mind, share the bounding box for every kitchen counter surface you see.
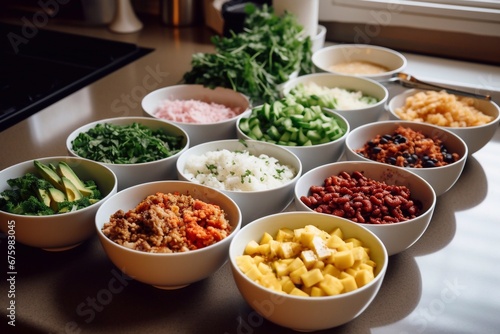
[1,15,500,334]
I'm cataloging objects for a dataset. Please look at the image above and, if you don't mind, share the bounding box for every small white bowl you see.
[66,116,189,190]
[313,44,407,81]
[95,180,242,289]
[0,157,117,251]
[280,73,389,129]
[311,25,327,53]
[176,139,302,225]
[344,120,468,196]
[141,84,251,146]
[294,161,436,256]
[387,89,500,155]
[229,211,388,331]
[236,109,349,173]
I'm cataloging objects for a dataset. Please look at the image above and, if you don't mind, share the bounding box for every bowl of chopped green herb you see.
[66,117,189,190]
[0,156,117,251]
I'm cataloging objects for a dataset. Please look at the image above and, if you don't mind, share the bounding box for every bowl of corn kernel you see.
[228,211,388,332]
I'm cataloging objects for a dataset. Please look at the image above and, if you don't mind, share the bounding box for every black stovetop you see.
[0,23,153,131]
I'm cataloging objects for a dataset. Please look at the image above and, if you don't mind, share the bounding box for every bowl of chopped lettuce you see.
[141,84,251,146]
[280,73,389,129]
[66,117,189,190]
[0,157,117,251]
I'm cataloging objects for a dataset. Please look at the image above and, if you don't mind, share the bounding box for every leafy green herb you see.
[71,123,184,164]
[182,4,313,103]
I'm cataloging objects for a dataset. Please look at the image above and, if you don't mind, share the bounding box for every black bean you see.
[423,160,436,168]
[372,146,382,154]
[388,157,397,165]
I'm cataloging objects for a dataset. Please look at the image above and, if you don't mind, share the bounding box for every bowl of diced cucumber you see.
[229,211,388,331]
[236,96,350,173]
[0,157,117,251]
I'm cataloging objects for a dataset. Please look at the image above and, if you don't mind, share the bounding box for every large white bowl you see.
[229,211,388,331]
[176,139,302,226]
[0,157,117,251]
[294,161,436,256]
[141,84,251,146]
[95,181,241,289]
[236,109,349,173]
[66,116,189,190]
[280,73,389,129]
[344,120,468,196]
[387,89,500,154]
[313,44,407,81]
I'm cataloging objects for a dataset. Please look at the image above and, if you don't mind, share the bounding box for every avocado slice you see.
[48,187,66,211]
[36,188,51,208]
[57,162,93,197]
[34,160,64,191]
[61,177,83,202]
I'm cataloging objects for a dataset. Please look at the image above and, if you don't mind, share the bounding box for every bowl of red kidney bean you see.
[344,120,468,196]
[294,161,436,255]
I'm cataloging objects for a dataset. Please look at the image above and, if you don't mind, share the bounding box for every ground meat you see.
[101,192,232,253]
[355,126,459,168]
[300,171,422,224]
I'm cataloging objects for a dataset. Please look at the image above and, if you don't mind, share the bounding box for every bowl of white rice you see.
[280,73,388,129]
[142,84,251,146]
[176,139,302,225]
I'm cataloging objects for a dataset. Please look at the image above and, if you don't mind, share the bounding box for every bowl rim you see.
[229,211,388,300]
[294,160,437,227]
[312,43,407,78]
[176,139,303,194]
[345,119,468,170]
[141,84,252,125]
[95,180,242,256]
[280,72,389,111]
[0,156,118,218]
[387,88,500,129]
[66,116,190,167]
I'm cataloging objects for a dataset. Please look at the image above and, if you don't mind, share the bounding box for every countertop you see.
[1,15,500,334]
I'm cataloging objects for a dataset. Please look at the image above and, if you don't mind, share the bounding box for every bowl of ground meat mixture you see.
[344,120,468,196]
[294,161,436,256]
[95,180,242,289]
[141,84,251,146]
[387,89,500,154]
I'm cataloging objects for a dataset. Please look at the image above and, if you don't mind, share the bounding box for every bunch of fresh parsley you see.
[182,4,313,103]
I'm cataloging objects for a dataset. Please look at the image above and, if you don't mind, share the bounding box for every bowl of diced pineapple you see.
[228,211,388,332]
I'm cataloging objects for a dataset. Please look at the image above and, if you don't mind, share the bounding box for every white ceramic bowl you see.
[95,180,241,289]
[66,116,189,190]
[141,84,251,146]
[294,161,436,256]
[176,139,302,225]
[236,109,349,173]
[280,73,389,129]
[229,211,388,331]
[313,44,407,81]
[344,120,468,196]
[387,89,500,154]
[311,25,327,53]
[0,156,117,251]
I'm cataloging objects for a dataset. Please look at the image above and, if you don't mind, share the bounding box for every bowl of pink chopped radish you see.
[142,84,251,146]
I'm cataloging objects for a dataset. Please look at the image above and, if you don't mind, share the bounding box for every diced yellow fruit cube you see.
[345,268,358,277]
[293,227,305,241]
[273,260,289,277]
[289,287,309,297]
[290,265,308,285]
[276,228,294,242]
[301,285,313,296]
[244,240,260,255]
[260,232,273,245]
[236,255,254,273]
[344,237,363,247]
[319,274,344,296]
[333,249,355,270]
[268,240,281,258]
[280,276,296,294]
[301,268,325,288]
[352,246,368,261]
[311,286,326,297]
[258,262,272,275]
[312,260,325,270]
[287,257,305,273]
[365,259,377,268]
[326,234,345,249]
[300,250,317,269]
[323,264,342,278]
[278,242,301,259]
[259,273,282,291]
[304,225,330,240]
[340,275,358,293]
[355,269,374,287]
[245,264,263,281]
[359,263,374,274]
[339,271,353,279]
[311,236,332,260]
[330,227,343,239]
[300,231,316,248]
[257,243,270,255]
[338,242,354,252]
